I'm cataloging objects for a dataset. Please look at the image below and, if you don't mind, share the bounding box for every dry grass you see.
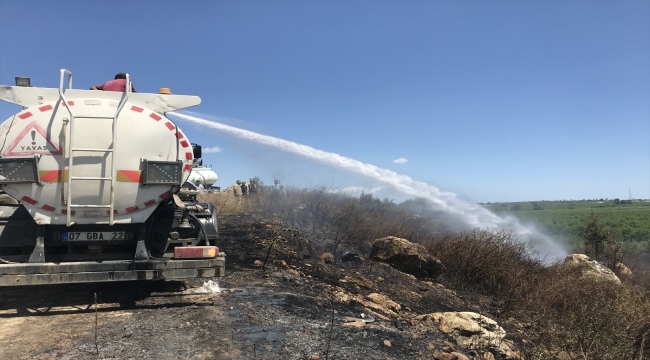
[203,186,650,359]
[198,189,261,216]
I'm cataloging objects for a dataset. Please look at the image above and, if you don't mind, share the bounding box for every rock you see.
[344,316,364,322]
[362,308,392,321]
[452,352,470,360]
[319,252,334,264]
[287,269,301,276]
[340,275,373,289]
[359,301,396,319]
[443,341,456,352]
[563,254,620,283]
[340,250,361,262]
[366,293,401,313]
[432,351,456,360]
[343,321,365,327]
[253,259,263,267]
[383,340,392,347]
[370,236,443,278]
[333,289,397,319]
[411,312,520,360]
[311,355,320,360]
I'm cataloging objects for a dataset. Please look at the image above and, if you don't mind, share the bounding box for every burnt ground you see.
[0,213,519,360]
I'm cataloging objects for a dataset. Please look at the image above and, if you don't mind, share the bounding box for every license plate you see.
[62,232,128,241]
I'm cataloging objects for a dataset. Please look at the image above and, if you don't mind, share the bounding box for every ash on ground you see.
[0,213,520,360]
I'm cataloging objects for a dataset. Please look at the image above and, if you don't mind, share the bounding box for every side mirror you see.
[191,144,202,159]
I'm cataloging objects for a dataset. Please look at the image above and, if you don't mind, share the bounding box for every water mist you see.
[172,112,568,260]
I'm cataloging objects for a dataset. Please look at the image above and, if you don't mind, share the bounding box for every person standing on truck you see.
[90,73,137,92]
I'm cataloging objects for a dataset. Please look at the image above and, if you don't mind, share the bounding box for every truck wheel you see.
[0,194,19,204]
[149,214,174,254]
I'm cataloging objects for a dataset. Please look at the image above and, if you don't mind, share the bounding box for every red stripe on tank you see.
[21,196,37,204]
[159,191,172,199]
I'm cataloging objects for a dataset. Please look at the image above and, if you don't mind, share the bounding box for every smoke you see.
[171,111,569,260]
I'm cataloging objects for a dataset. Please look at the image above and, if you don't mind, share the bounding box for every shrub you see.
[525,272,650,359]
[582,212,623,268]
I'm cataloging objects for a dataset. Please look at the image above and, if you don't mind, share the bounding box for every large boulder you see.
[411,312,520,359]
[563,254,620,283]
[370,236,443,278]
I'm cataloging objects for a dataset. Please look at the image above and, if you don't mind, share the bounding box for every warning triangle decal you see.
[2,121,62,156]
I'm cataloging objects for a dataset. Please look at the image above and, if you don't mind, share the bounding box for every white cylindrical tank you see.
[186,168,218,187]
[0,84,201,225]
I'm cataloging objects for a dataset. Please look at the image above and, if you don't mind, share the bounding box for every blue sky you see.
[1,0,648,203]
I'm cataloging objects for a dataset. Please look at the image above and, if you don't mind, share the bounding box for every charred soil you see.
[0,213,520,359]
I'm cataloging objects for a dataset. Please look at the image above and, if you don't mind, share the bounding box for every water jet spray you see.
[171,112,568,260]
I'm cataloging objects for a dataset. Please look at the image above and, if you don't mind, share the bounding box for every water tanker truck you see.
[0,70,224,286]
[186,167,218,188]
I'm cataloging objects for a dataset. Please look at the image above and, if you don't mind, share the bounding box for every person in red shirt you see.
[90,73,136,92]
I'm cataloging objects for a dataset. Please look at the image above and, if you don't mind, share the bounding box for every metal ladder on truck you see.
[58,69,132,226]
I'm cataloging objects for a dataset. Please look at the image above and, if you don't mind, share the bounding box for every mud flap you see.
[135,240,149,260]
[134,226,149,260]
[0,204,38,247]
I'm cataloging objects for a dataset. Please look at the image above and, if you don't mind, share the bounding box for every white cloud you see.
[393,158,408,164]
[203,146,222,153]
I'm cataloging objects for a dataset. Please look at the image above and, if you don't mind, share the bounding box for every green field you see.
[485,200,650,251]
